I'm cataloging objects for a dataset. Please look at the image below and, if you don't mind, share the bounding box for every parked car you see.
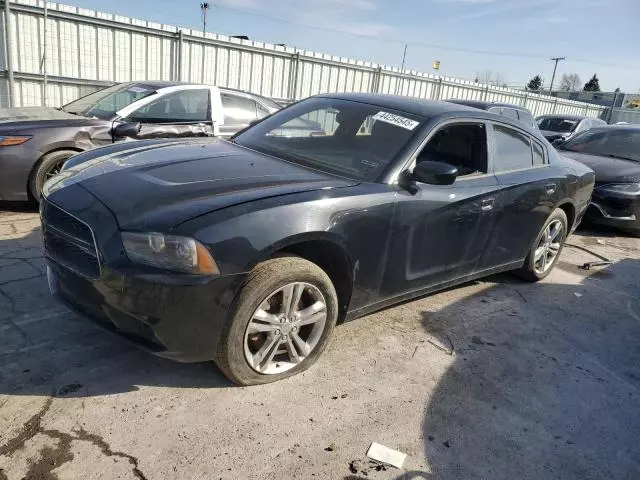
[555,125,640,235]
[0,81,281,201]
[536,114,607,143]
[42,93,594,385]
[445,100,537,129]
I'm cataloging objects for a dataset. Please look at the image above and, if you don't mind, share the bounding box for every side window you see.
[416,123,488,176]
[518,110,535,128]
[501,108,519,120]
[532,141,545,166]
[221,93,258,125]
[574,119,590,133]
[128,89,209,123]
[493,124,533,172]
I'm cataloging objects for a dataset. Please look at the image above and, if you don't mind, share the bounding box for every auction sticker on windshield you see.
[373,111,420,131]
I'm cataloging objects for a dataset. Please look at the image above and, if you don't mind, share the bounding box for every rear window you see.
[537,117,578,133]
[562,129,640,162]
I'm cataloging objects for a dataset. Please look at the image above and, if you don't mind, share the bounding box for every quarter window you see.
[518,110,535,128]
[493,125,533,171]
[532,141,545,166]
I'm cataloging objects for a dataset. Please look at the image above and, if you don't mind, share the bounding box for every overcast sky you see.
[68,0,639,92]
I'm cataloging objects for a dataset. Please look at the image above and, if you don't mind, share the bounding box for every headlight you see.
[121,232,219,275]
[0,135,31,146]
[597,183,640,196]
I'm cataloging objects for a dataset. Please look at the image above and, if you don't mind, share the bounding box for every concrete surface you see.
[0,206,639,480]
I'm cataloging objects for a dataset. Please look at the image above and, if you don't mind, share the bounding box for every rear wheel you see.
[214,256,338,385]
[516,208,568,282]
[29,150,77,200]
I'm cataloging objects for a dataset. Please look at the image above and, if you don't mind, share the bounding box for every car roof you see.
[536,114,587,120]
[317,92,486,117]
[445,99,529,111]
[587,124,640,132]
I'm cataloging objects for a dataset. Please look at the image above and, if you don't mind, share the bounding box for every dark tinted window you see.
[418,123,487,175]
[493,125,533,171]
[537,117,578,133]
[561,129,640,162]
[221,93,258,125]
[128,89,209,123]
[532,141,545,166]
[518,110,535,128]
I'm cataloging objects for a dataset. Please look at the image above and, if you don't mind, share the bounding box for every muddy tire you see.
[29,150,77,200]
[214,256,338,386]
[516,208,568,282]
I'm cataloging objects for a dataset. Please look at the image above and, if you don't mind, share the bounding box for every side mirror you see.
[409,161,458,186]
[112,122,141,139]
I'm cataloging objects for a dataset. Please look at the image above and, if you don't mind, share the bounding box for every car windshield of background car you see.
[233,98,424,181]
[537,117,578,133]
[62,83,156,119]
[561,129,640,162]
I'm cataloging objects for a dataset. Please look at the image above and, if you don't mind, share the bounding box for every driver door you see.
[121,89,214,140]
[381,120,503,297]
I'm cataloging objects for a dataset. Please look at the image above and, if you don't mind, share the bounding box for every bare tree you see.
[559,73,581,91]
[474,70,507,87]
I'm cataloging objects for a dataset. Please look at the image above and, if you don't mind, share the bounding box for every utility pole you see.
[549,56,565,92]
[200,3,209,83]
[400,44,407,71]
[200,2,209,34]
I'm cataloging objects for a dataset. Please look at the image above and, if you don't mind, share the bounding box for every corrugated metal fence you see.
[0,0,605,118]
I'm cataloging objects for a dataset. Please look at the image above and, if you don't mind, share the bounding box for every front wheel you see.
[214,256,339,385]
[516,208,568,282]
[30,150,77,200]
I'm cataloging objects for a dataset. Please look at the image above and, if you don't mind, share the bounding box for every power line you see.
[211,3,634,70]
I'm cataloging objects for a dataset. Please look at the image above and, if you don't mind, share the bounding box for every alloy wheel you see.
[533,219,564,274]
[243,282,327,374]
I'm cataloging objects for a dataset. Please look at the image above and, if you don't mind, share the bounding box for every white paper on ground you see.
[366,442,407,469]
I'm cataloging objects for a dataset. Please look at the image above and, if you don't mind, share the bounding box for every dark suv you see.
[446,100,537,130]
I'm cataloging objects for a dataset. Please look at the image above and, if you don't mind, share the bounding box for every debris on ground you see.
[574,292,583,298]
[425,334,454,356]
[366,442,407,469]
[325,443,337,452]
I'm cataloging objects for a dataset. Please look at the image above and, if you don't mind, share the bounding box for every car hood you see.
[45,138,358,231]
[559,151,640,184]
[0,106,103,131]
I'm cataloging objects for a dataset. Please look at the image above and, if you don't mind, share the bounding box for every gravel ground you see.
[0,206,639,480]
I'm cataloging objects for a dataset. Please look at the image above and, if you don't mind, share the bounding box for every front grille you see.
[42,201,100,279]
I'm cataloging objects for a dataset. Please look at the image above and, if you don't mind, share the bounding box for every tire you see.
[516,208,568,282]
[29,150,77,200]
[214,256,339,386]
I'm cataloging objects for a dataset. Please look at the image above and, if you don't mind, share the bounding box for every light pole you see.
[200,3,210,83]
[549,56,565,92]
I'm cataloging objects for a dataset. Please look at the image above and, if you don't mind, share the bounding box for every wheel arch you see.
[556,200,576,232]
[27,146,85,199]
[267,233,354,321]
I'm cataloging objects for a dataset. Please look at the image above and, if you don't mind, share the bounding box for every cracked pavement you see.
[0,206,639,480]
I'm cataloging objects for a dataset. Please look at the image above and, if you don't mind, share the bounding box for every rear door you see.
[479,123,557,269]
[218,92,260,137]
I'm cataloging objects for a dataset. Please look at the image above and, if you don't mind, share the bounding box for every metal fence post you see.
[552,97,558,114]
[482,85,489,101]
[175,30,183,81]
[288,52,300,102]
[3,0,15,108]
[521,93,529,108]
[435,78,443,100]
[372,66,382,93]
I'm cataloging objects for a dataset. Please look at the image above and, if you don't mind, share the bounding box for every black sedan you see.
[555,125,640,235]
[41,93,594,385]
[536,114,607,142]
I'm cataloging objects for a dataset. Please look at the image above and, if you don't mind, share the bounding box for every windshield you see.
[62,83,157,119]
[561,129,640,162]
[234,98,424,181]
[537,117,579,133]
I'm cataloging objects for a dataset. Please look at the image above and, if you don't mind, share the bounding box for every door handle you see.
[480,198,495,211]
[546,183,557,195]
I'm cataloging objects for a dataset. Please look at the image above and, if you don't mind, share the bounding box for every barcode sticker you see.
[372,111,420,131]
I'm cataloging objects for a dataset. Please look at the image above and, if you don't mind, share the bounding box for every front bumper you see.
[42,184,246,362]
[47,260,245,362]
[583,190,640,234]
